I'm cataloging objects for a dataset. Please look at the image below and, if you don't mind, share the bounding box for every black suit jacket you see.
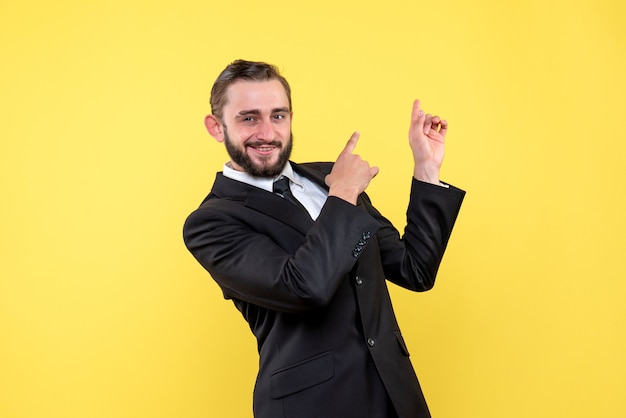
[183,162,465,418]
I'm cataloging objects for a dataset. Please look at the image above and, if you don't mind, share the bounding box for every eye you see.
[272,113,286,120]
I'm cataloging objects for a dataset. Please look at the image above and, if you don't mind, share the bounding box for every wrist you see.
[328,186,359,205]
[413,166,440,185]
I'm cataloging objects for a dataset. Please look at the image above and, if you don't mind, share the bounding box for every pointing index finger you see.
[342,131,360,155]
[411,99,423,121]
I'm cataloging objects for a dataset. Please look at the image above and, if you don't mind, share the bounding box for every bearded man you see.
[183,59,465,418]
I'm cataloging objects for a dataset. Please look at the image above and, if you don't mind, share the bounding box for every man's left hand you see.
[408,99,447,184]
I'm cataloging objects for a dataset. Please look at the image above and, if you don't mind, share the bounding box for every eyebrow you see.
[237,107,290,116]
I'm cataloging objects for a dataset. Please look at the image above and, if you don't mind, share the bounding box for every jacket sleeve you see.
[363,179,465,291]
[183,196,381,314]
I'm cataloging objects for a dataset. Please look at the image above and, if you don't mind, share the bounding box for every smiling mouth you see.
[250,145,275,152]
[247,141,281,155]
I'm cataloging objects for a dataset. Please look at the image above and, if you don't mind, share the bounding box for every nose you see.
[256,119,276,141]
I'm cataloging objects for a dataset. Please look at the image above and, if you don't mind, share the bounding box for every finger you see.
[342,131,360,155]
[411,99,421,122]
[411,100,426,129]
[439,119,448,138]
[431,115,441,133]
[370,166,379,178]
[423,114,433,135]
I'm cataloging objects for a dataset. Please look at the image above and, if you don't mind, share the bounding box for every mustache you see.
[245,140,282,147]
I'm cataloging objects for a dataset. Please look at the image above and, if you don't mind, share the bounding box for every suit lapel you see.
[291,162,331,191]
[244,188,314,234]
[209,169,315,235]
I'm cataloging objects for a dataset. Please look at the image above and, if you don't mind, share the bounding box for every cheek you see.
[277,124,292,138]
[232,128,255,142]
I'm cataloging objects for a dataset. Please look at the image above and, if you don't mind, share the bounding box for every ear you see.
[204,115,225,142]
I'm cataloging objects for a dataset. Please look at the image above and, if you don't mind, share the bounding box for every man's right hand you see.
[325,132,379,205]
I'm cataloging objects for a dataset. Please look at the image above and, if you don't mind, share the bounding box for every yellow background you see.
[2,0,625,417]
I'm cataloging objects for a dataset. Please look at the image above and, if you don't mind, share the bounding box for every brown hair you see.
[210,59,292,120]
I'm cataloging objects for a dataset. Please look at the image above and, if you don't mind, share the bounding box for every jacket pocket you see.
[394,331,411,357]
[270,351,334,399]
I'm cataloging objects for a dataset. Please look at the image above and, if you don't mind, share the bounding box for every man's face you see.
[218,79,293,178]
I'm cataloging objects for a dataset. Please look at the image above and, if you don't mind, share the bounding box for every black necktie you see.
[273,177,309,214]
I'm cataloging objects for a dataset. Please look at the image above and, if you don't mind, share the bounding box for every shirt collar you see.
[222,162,302,193]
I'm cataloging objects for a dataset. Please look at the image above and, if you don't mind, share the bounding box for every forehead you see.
[223,79,289,114]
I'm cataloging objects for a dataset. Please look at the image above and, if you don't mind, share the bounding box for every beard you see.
[223,127,293,178]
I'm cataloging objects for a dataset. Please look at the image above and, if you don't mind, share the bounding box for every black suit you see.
[183,162,465,418]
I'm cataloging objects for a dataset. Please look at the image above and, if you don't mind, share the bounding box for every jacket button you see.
[367,338,375,347]
[355,276,363,286]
